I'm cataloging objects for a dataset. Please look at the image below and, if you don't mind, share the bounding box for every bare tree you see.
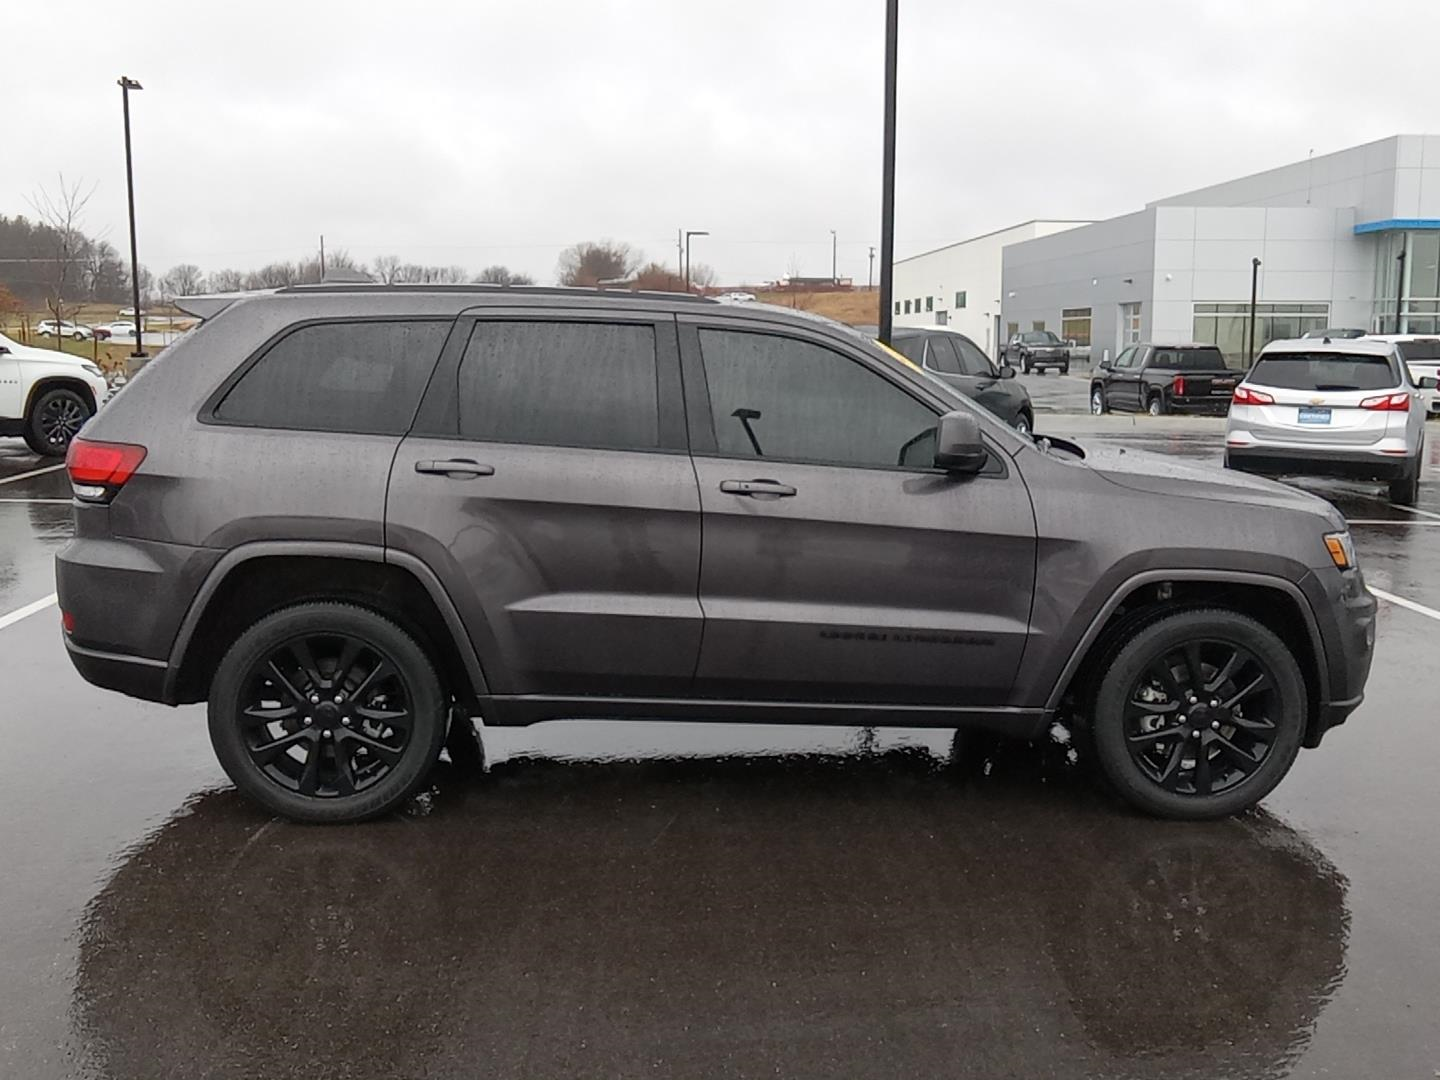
[371,255,402,285]
[159,263,205,301]
[556,241,639,287]
[785,252,803,282]
[26,174,96,347]
[688,262,717,290]
[208,268,246,292]
[474,265,534,286]
[631,262,683,292]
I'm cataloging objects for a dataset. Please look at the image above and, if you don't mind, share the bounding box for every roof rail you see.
[272,282,717,303]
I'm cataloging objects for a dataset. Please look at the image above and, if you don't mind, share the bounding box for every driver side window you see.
[1115,347,1137,369]
[697,329,939,470]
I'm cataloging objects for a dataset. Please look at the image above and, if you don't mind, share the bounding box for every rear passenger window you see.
[214,321,450,434]
[457,321,658,450]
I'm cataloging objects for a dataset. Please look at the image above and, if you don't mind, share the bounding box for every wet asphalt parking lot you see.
[2,392,1439,1079]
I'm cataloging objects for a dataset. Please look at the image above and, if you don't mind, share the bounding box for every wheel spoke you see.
[1214,734,1261,774]
[354,704,412,730]
[1127,725,1186,744]
[1147,658,1185,702]
[1193,745,1214,795]
[350,658,393,701]
[331,638,361,692]
[253,729,311,766]
[266,661,308,706]
[1205,649,1241,693]
[241,704,298,725]
[1126,697,1180,717]
[289,639,324,692]
[1223,673,1271,709]
[333,747,358,795]
[1229,714,1275,732]
[337,728,403,766]
[297,742,323,795]
[1156,740,1187,790]
[1183,643,1205,694]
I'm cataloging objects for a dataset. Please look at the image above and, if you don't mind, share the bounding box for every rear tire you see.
[1090,608,1307,820]
[208,602,447,823]
[1147,393,1166,417]
[1014,411,1033,436]
[24,386,92,456]
[1389,461,1420,506]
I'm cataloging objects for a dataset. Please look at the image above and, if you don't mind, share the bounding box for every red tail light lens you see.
[1173,375,1186,396]
[1359,392,1410,412]
[1232,385,1274,406]
[66,438,147,499]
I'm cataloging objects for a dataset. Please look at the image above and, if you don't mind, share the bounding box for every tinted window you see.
[924,336,963,375]
[1397,339,1440,362]
[1021,331,1058,345]
[954,335,994,376]
[1248,353,1400,392]
[215,320,450,433]
[892,335,927,365]
[699,329,939,470]
[1150,347,1227,370]
[457,321,658,450]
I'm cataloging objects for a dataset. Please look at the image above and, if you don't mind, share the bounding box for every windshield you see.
[1248,353,1400,392]
[1020,331,1059,345]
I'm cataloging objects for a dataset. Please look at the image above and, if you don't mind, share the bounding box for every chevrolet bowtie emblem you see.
[1310,397,1324,405]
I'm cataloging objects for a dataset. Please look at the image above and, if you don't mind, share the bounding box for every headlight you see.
[83,363,104,378]
[1324,531,1356,571]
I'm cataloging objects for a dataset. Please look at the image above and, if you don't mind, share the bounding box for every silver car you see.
[1225,338,1436,506]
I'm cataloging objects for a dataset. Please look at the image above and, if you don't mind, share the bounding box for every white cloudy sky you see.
[4,0,1437,286]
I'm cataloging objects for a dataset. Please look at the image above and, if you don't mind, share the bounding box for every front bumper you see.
[1301,566,1377,747]
[1226,445,1412,482]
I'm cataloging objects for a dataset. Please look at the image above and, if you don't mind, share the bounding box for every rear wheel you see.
[208,603,447,823]
[1014,411,1033,436]
[1060,364,1070,376]
[24,387,91,456]
[1389,459,1420,506]
[1147,393,1166,417]
[1090,609,1306,820]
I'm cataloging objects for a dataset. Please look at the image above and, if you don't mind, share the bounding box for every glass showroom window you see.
[1375,232,1440,334]
[1192,302,1329,364]
[1120,302,1142,345]
[1061,307,1091,347]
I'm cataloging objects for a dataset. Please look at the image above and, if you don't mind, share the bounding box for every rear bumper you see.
[1226,445,1412,481]
[1169,397,1232,415]
[63,638,170,703]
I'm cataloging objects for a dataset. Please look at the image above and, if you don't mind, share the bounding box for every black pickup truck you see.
[1090,343,1241,416]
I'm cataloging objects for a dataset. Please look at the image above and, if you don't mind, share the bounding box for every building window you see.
[903,300,911,314]
[1031,321,1045,332]
[1373,231,1440,334]
[955,291,967,309]
[1120,302,1142,345]
[925,296,934,312]
[894,301,901,315]
[1191,301,1330,364]
[1061,307,1092,347]
[914,297,922,313]
[1006,321,1019,338]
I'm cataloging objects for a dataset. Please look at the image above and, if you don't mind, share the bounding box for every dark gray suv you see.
[56,285,1376,823]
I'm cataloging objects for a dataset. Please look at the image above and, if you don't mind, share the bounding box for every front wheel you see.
[1014,412,1033,436]
[208,603,448,823]
[1059,365,1070,376]
[1090,387,1107,415]
[24,387,92,456]
[72,330,86,340]
[1090,609,1307,820]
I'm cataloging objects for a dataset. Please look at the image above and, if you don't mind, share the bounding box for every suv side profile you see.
[890,327,1034,434]
[58,286,1376,823]
[0,332,110,455]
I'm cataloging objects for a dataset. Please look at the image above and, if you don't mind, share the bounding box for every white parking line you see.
[1348,518,1440,526]
[0,593,58,631]
[1370,586,1440,623]
[0,463,65,486]
[1391,503,1440,521]
[0,498,72,504]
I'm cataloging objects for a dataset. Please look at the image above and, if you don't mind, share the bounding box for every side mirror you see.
[934,410,987,474]
[997,365,1016,380]
[0,345,10,355]
[1419,376,1439,389]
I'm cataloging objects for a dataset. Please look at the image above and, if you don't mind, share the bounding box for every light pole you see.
[830,230,837,285]
[1395,241,1407,333]
[684,230,708,291]
[118,75,145,360]
[877,0,898,343]
[1247,257,1261,366]
[868,245,875,290]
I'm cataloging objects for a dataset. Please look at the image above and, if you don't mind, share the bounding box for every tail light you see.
[66,437,147,502]
[1173,375,1186,396]
[1232,385,1274,406]
[1359,392,1410,412]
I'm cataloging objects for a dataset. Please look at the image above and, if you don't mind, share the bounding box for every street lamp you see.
[830,229,837,285]
[684,230,708,291]
[877,0,898,343]
[1247,257,1261,365]
[118,75,145,361]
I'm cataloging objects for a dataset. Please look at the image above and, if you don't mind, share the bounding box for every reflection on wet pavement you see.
[71,751,1347,1080]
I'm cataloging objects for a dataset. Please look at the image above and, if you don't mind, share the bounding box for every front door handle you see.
[415,458,495,479]
[719,478,797,498]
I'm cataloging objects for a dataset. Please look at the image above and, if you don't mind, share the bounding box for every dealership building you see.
[894,135,1440,363]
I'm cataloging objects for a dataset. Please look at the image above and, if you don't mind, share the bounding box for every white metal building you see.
[891,220,1089,357]
[1000,135,1440,364]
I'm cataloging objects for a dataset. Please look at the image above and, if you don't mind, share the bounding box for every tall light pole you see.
[1395,241,1407,333]
[1247,257,1261,366]
[877,0,898,344]
[868,245,876,290]
[830,230,837,285]
[118,76,145,360]
[684,230,708,291]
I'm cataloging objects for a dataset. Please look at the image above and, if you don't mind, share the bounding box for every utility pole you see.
[1395,242,1407,333]
[677,229,683,283]
[868,246,875,290]
[1247,257,1261,365]
[319,234,326,281]
[877,0,899,344]
[831,230,837,285]
[118,76,145,361]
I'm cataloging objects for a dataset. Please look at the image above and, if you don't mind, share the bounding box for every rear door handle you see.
[415,458,495,478]
[719,479,797,498]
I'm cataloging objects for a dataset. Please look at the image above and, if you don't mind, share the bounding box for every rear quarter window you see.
[1248,352,1400,392]
[212,320,451,434]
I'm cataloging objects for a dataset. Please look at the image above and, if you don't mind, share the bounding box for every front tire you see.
[1090,609,1307,820]
[208,603,447,823]
[24,386,92,456]
[1090,386,1107,415]
[1014,411,1033,436]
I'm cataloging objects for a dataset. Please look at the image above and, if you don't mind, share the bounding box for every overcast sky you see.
[5,0,1437,286]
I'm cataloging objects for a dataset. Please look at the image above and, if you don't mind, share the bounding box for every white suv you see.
[1224,337,1436,506]
[0,332,111,456]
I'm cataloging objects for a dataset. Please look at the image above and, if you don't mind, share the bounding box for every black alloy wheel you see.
[1092,609,1305,819]
[26,388,90,456]
[209,603,447,823]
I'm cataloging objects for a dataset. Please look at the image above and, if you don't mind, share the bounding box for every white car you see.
[0,332,111,456]
[1225,337,1436,506]
[715,291,757,304]
[35,319,94,340]
[1364,334,1440,416]
[93,320,138,340]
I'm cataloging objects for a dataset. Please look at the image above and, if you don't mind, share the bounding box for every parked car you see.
[716,291,757,304]
[1364,335,1440,416]
[1225,337,1435,505]
[36,320,94,341]
[58,285,1375,824]
[1090,343,1242,416]
[0,332,110,455]
[1301,328,1366,340]
[1003,330,1070,374]
[92,320,138,341]
[891,327,1034,433]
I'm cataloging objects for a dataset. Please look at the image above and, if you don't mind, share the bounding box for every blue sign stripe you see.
[1354,218,1440,234]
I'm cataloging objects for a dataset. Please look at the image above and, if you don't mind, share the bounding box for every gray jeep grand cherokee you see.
[56,285,1376,823]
